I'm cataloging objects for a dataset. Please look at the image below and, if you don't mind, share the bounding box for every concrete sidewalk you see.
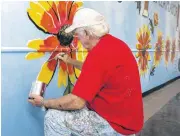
[143,78,180,122]
[137,78,180,136]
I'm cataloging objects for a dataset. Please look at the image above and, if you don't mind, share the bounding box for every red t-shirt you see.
[72,34,144,135]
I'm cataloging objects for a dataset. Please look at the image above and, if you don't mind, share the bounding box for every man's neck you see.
[90,38,100,49]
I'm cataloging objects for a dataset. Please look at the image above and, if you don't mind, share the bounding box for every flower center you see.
[157,46,161,51]
[142,49,146,57]
[57,25,74,47]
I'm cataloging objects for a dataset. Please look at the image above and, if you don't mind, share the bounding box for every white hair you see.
[76,22,110,38]
[86,22,110,37]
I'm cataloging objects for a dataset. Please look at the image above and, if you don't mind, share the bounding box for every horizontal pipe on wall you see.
[1,47,35,53]
[1,47,180,53]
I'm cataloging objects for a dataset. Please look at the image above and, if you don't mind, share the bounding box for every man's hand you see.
[57,52,83,70]
[57,52,71,63]
[28,94,44,107]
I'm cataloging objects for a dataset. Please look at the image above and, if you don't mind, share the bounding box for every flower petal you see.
[67,2,83,23]
[47,51,61,71]
[67,64,76,85]
[135,52,140,58]
[25,52,45,60]
[75,1,83,7]
[74,69,80,78]
[53,1,83,25]
[70,37,78,51]
[136,43,143,50]
[27,36,62,53]
[171,39,176,63]
[77,41,88,61]
[28,2,59,34]
[37,61,57,84]
[154,51,161,67]
[27,9,47,32]
[54,1,67,25]
[65,52,77,84]
[75,41,88,77]
[164,38,171,66]
[38,1,61,30]
[58,66,68,87]
[69,47,81,78]
[39,36,60,52]
[27,39,44,50]
[145,51,151,61]
[137,29,143,45]
[58,52,77,85]
[146,44,152,49]
[137,50,150,76]
[137,25,151,48]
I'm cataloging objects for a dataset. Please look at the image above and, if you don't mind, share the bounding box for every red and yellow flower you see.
[164,37,171,66]
[179,31,180,52]
[135,25,152,76]
[171,39,176,63]
[25,1,88,93]
[153,31,164,67]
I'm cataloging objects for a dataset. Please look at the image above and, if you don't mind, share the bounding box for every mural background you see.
[1,1,180,136]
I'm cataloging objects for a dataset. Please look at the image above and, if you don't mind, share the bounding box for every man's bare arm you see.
[43,94,86,110]
[57,53,83,70]
[68,59,83,70]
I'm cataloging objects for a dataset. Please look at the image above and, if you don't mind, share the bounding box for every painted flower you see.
[153,31,164,67]
[164,37,171,66]
[178,31,180,52]
[171,39,176,63]
[25,1,88,94]
[154,12,158,26]
[135,25,152,76]
[179,39,180,52]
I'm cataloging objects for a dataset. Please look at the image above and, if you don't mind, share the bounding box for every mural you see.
[1,1,180,136]
[25,1,180,91]
[25,1,88,95]
[153,31,164,67]
[133,1,179,80]
[164,37,171,67]
[150,31,164,77]
[135,25,151,76]
[171,38,176,63]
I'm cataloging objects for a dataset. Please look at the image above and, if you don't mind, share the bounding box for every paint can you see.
[29,81,47,111]
[29,81,46,97]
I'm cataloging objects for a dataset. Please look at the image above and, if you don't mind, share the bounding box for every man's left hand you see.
[28,94,44,107]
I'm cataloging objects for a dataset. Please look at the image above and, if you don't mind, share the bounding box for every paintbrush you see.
[47,52,66,62]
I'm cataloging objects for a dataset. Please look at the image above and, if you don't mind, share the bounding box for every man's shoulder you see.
[101,34,128,47]
[89,34,130,58]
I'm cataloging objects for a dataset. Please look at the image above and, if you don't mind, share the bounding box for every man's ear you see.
[83,30,90,40]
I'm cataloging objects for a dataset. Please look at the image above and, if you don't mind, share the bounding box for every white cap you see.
[65,8,106,33]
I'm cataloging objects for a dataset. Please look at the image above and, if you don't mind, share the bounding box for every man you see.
[29,8,144,136]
